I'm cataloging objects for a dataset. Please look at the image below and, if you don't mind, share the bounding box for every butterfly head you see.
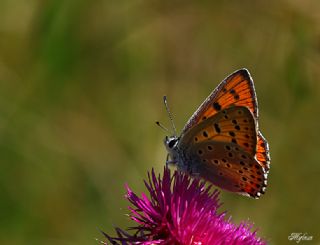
[164,135,178,150]
[164,135,179,165]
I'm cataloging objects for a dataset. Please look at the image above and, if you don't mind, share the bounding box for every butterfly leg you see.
[192,172,201,179]
[166,154,177,166]
[188,164,201,179]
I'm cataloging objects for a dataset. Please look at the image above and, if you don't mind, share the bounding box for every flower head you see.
[103,167,266,244]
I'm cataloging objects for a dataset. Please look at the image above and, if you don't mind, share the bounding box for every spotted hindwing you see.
[178,106,267,198]
[189,141,267,198]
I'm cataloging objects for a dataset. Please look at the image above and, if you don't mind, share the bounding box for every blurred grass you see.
[1,0,320,244]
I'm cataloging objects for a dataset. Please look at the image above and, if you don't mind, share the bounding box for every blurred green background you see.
[1,1,320,244]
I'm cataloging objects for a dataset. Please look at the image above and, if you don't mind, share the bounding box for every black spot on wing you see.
[213,102,221,111]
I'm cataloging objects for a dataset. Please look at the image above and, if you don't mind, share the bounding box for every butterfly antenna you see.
[155,121,170,133]
[163,95,177,136]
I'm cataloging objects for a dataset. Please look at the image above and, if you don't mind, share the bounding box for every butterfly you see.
[161,68,270,198]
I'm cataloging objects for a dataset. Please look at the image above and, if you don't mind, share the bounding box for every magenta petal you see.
[103,167,267,245]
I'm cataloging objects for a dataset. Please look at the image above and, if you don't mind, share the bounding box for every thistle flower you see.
[102,167,266,245]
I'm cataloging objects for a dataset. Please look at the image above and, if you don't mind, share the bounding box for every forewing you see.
[182,69,258,135]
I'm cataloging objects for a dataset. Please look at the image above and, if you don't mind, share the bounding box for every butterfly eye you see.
[168,139,177,148]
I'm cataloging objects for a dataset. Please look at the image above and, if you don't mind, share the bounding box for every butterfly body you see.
[164,69,270,198]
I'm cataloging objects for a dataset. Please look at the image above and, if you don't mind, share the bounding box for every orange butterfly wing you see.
[182,69,258,133]
[256,132,270,173]
[181,68,270,172]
